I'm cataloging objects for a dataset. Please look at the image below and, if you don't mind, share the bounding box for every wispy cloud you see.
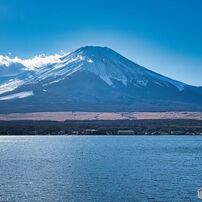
[0,52,68,69]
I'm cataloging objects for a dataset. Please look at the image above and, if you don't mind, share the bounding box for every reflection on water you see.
[0,135,201,202]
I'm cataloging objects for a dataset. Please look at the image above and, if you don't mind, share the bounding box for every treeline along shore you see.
[0,119,202,135]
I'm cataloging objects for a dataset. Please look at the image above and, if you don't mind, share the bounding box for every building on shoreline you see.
[117,130,134,135]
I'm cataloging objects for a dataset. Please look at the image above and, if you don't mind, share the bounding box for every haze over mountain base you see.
[0,112,202,121]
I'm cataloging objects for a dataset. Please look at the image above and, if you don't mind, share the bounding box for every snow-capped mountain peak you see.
[32,46,186,91]
[0,46,201,113]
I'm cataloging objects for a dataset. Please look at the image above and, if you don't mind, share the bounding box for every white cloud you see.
[21,54,65,69]
[0,52,68,70]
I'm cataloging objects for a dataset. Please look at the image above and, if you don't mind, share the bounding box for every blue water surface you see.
[0,135,201,202]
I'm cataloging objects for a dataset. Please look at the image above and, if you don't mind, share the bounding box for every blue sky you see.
[0,0,202,86]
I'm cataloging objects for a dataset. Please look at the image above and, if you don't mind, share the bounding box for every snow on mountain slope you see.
[0,46,187,91]
[0,79,25,95]
[0,91,33,101]
[29,46,186,92]
[0,46,201,112]
[0,53,66,94]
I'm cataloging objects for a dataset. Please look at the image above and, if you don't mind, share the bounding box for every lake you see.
[0,135,201,202]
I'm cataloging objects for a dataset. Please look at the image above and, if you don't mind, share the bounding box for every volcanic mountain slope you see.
[0,46,202,113]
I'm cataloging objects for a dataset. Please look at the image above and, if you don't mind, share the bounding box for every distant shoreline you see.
[0,119,202,136]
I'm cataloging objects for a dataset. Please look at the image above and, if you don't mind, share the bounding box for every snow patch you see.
[0,80,24,95]
[69,55,84,63]
[0,91,33,100]
[168,80,185,91]
[100,76,113,86]
[137,79,148,87]
[121,79,128,86]
[87,59,93,63]
[153,81,164,87]
[145,70,185,91]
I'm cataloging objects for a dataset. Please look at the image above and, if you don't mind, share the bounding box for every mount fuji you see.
[0,46,202,113]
